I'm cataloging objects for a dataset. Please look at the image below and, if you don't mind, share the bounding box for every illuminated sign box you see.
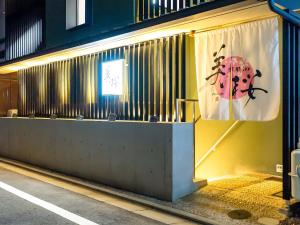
[102,59,124,96]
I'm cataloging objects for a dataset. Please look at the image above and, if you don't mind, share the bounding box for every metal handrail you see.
[176,98,200,179]
[268,0,300,27]
[176,98,199,123]
[195,120,240,168]
[175,99,240,176]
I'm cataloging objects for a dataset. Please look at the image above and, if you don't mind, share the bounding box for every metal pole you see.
[193,101,196,178]
[176,99,179,122]
[175,98,199,178]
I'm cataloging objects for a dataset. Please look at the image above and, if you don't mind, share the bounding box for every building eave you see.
[0,0,274,74]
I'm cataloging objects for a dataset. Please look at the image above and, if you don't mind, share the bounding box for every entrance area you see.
[141,174,285,224]
[184,174,285,224]
[181,7,285,223]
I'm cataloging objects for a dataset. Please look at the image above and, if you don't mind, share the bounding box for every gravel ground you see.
[280,218,300,225]
[92,173,287,225]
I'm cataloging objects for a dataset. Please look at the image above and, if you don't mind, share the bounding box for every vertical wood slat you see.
[167,0,172,13]
[148,41,153,120]
[144,0,150,20]
[149,0,154,20]
[137,43,141,119]
[174,0,178,14]
[172,35,177,121]
[153,39,158,117]
[24,69,27,114]
[161,0,166,15]
[154,0,160,18]
[180,34,186,121]
[131,45,135,119]
[137,0,213,22]
[142,42,147,121]
[6,4,44,61]
[165,37,170,121]
[159,38,164,121]
[136,0,140,22]
[17,34,186,122]
[179,0,184,10]
[122,47,127,120]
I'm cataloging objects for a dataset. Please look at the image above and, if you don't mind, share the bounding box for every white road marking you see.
[0,181,100,225]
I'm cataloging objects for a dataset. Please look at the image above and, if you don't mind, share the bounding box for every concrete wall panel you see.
[0,118,196,201]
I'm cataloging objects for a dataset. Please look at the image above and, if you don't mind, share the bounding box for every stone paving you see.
[115,173,287,225]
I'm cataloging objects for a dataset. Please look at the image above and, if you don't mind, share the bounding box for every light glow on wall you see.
[102,59,124,96]
[0,1,274,74]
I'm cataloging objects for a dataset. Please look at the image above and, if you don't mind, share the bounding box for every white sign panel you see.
[102,59,124,96]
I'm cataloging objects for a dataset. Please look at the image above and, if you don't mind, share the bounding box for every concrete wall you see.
[185,21,283,179]
[45,0,135,49]
[0,118,196,201]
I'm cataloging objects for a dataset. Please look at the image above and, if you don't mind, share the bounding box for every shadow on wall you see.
[185,31,282,180]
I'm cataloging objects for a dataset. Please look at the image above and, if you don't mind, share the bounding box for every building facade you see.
[0,0,299,203]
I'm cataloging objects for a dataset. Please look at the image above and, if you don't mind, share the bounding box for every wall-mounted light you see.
[50,114,57,120]
[108,113,117,121]
[149,115,159,123]
[76,114,84,121]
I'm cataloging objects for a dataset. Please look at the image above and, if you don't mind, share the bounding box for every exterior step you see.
[193,178,208,189]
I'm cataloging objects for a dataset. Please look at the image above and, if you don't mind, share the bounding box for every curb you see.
[0,157,220,225]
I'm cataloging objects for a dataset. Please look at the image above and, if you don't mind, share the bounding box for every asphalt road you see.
[0,167,166,225]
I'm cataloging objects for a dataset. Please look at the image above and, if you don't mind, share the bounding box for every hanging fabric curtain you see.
[195,18,280,121]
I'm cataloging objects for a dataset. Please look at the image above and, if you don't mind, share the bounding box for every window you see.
[66,0,87,30]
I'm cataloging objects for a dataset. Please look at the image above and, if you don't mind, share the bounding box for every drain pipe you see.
[268,0,300,27]
[195,120,240,168]
[290,139,300,201]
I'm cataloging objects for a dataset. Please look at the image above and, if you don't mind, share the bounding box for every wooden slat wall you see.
[0,73,18,116]
[18,34,186,122]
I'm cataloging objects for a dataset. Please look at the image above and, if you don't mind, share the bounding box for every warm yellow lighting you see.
[45,55,70,63]
[22,61,48,67]
[207,175,238,183]
[0,1,275,74]
[7,65,27,71]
